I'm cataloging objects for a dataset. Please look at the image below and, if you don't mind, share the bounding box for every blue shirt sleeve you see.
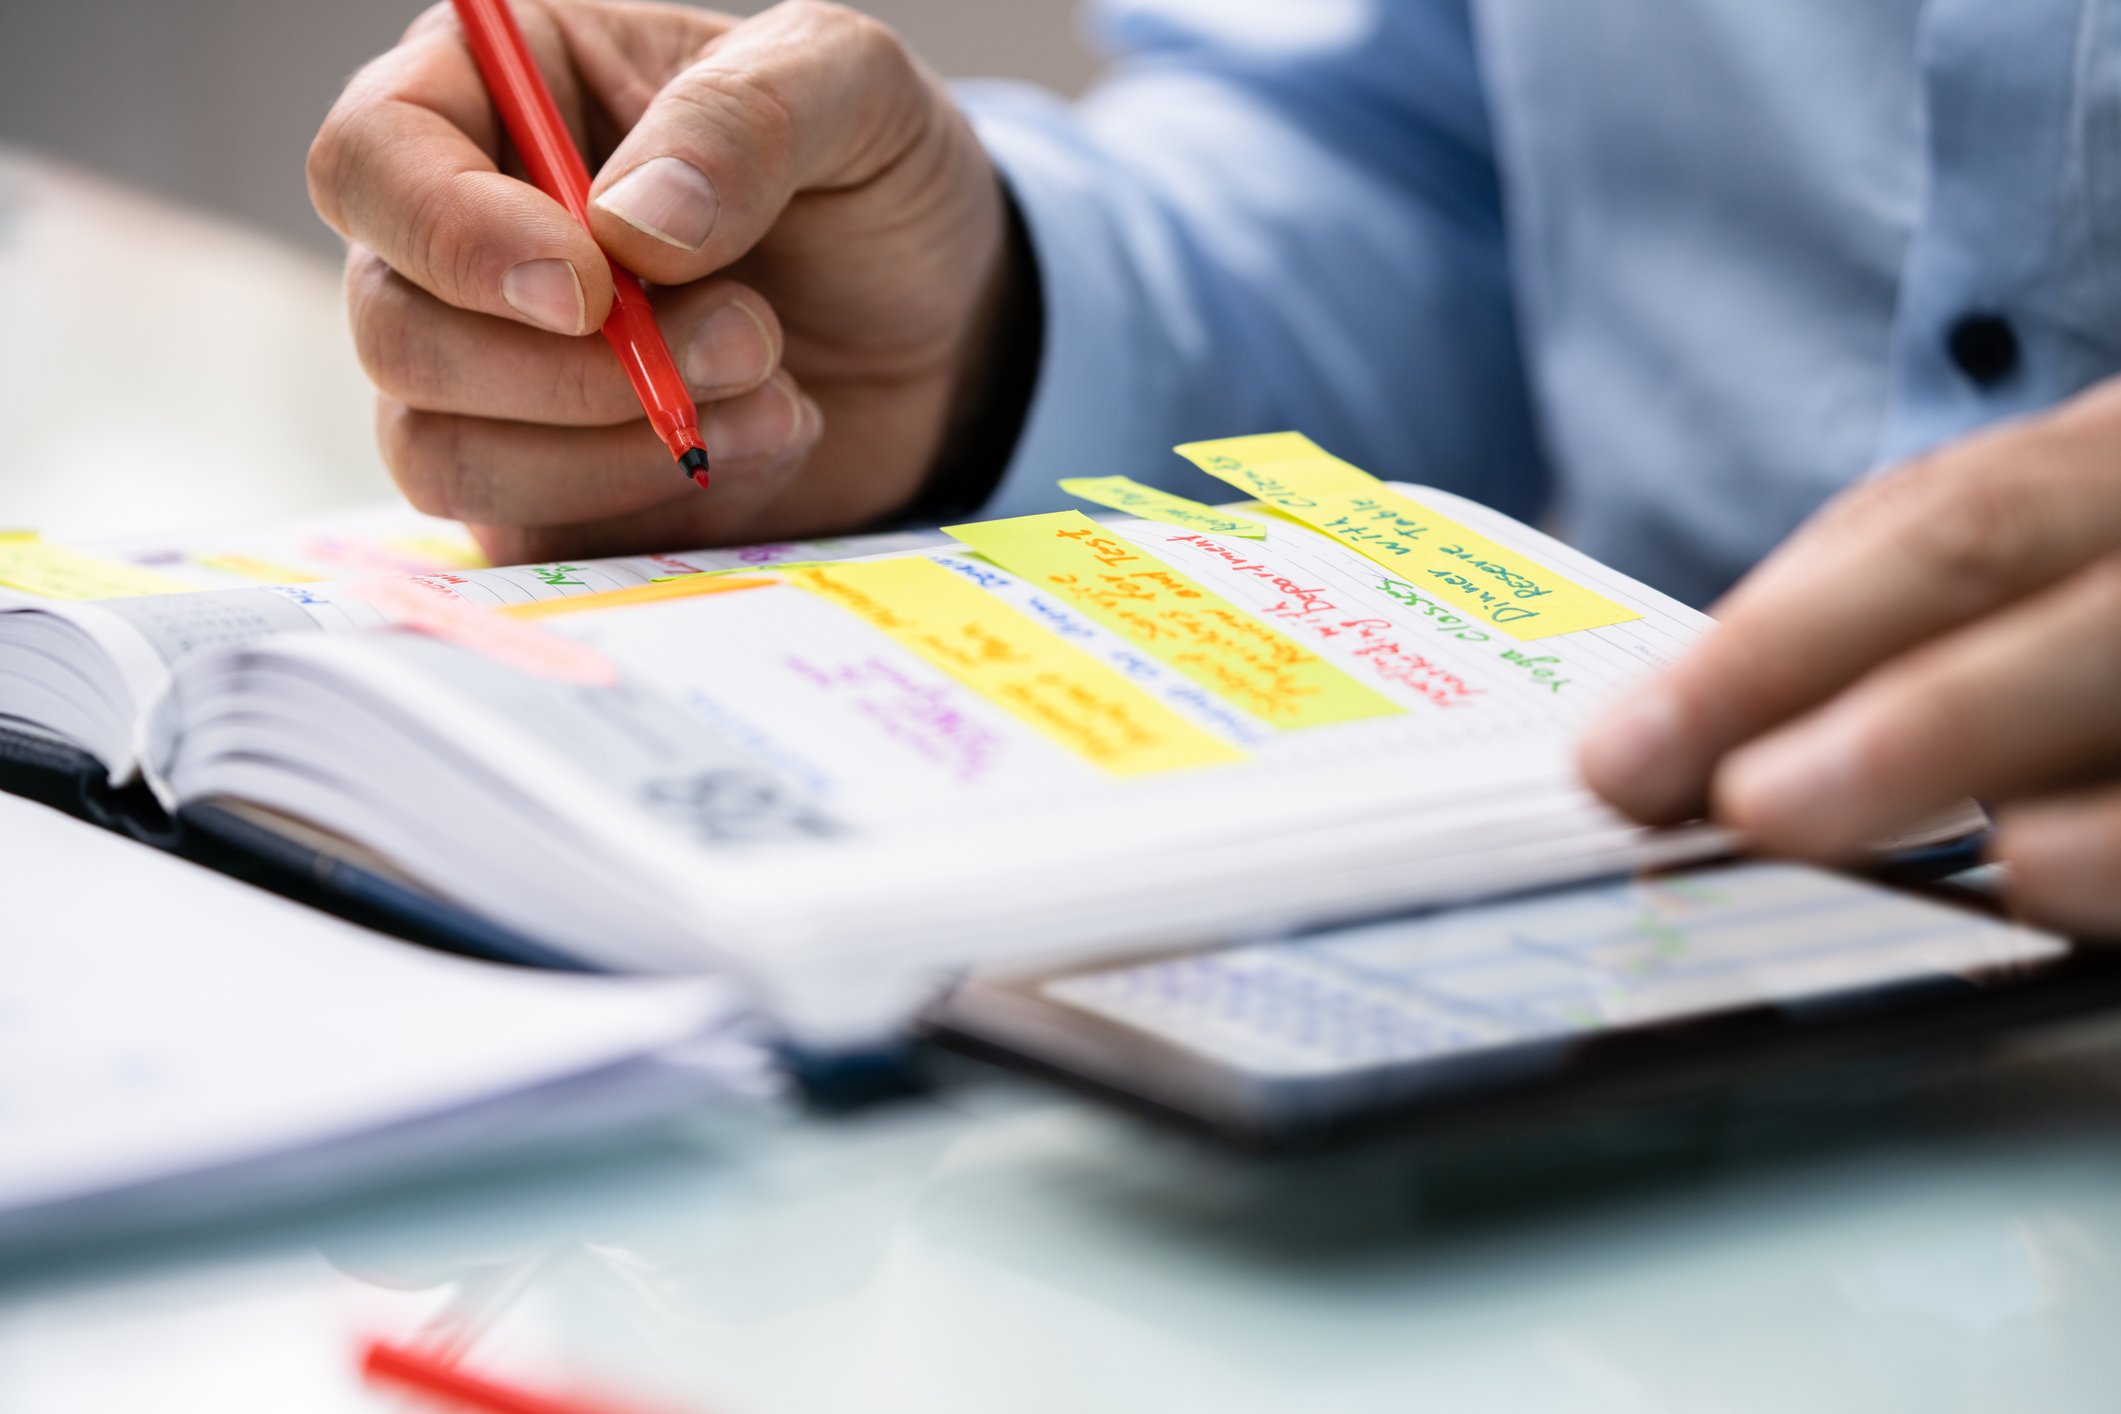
[956,0,1546,522]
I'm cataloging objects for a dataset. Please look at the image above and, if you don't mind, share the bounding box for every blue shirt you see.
[959,0,2121,607]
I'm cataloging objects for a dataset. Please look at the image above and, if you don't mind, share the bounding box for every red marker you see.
[450,0,711,488]
[361,1339,684,1414]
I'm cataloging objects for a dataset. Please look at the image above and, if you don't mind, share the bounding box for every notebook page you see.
[44,499,938,593]
[74,501,492,588]
[522,488,1712,841]
[0,793,749,1222]
[70,522,950,664]
[0,522,945,774]
[148,484,1712,881]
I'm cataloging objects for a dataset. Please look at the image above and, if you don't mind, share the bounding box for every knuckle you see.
[775,1,866,36]
[346,258,445,406]
[768,2,922,128]
[1860,458,2039,606]
[376,399,478,519]
[671,62,799,163]
[401,1,458,42]
[793,2,905,68]
[306,51,403,236]
[374,398,428,508]
[404,174,477,303]
[545,342,611,424]
[306,102,357,234]
[801,3,925,129]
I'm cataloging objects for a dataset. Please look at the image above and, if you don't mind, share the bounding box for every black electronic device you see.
[928,860,2121,1152]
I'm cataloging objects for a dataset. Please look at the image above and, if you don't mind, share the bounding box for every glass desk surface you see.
[8,1027,2121,1414]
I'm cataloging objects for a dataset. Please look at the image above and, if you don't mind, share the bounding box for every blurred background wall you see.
[0,0,1099,256]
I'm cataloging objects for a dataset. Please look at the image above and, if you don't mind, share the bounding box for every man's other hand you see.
[1581,379,2121,935]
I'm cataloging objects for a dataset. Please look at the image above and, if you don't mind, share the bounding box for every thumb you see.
[586,1,937,284]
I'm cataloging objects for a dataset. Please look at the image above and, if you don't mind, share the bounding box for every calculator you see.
[927,861,2121,1151]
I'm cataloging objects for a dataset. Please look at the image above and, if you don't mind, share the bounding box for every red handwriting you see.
[1262,605,1482,710]
[1333,618,1481,709]
[1160,534,1482,709]
[647,553,710,574]
[1162,535,1339,613]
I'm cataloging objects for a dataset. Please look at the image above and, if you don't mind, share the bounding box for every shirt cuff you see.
[957,81,1179,520]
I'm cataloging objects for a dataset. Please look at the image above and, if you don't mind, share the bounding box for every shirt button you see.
[1947,313,2019,386]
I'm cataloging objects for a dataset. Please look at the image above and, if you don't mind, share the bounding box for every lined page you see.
[517,486,1707,834]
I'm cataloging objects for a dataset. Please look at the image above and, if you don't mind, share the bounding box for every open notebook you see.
[0,435,1972,1048]
[0,501,943,779]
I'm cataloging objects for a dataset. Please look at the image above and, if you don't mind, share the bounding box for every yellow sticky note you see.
[787,558,1242,777]
[945,512,1401,731]
[649,561,844,583]
[500,574,777,619]
[1174,432,1382,505]
[387,534,490,571]
[0,538,192,600]
[1177,432,1640,640]
[1058,476,1270,538]
[192,553,324,584]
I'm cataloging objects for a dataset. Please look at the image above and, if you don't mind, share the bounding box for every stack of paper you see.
[0,794,770,1252]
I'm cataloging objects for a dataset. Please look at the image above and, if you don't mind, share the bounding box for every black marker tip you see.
[679,446,710,489]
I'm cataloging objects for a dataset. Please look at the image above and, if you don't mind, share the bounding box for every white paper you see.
[0,794,754,1226]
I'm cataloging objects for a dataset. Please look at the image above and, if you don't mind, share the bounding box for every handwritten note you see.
[650,561,844,583]
[945,512,1400,731]
[785,558,1243,777]
[1059,477,1270,538]
[1175,432,1640,641]
[0,537,193,600]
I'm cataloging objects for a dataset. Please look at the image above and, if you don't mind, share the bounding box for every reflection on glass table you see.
[9,1029,2121,1413]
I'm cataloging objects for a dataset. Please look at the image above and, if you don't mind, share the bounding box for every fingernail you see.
[705,378,804,463]
[501,258,585,334]
[596,156,720,250]
[685,302,775,393]
[1580,689,1696,820]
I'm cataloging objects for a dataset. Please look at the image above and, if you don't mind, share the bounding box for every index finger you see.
[307,12,614,333]
[1580,385,2121,823]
